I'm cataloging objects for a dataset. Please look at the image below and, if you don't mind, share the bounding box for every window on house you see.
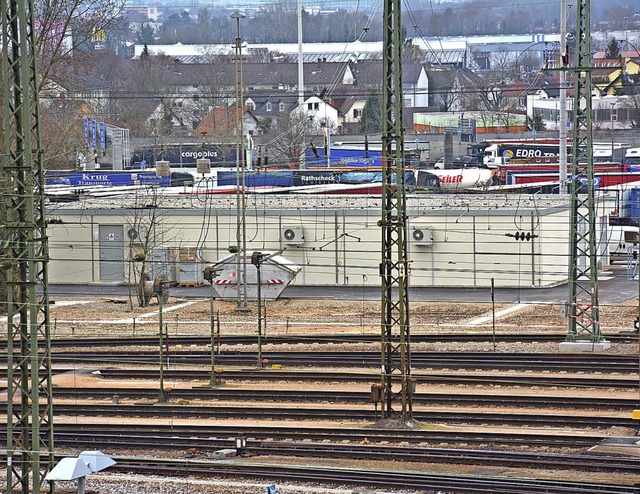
[266,102,272,112]
[279,102,285,112]
[353,109,362,119]
[307,102,319,111]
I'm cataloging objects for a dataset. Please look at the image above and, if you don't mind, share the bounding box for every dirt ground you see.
[45,295,640,341]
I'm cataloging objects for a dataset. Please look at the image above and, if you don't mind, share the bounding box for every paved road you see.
[48,266,640,305]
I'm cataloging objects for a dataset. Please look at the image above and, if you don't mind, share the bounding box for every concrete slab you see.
[588,437,640,457]
[211,449,237,459]
[559,340,611,352]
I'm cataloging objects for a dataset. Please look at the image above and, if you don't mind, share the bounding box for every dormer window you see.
[279,101,285,112]
[266,101,272,112]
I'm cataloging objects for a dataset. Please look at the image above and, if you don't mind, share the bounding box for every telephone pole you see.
[2,0,55,490]
[379,0,414,425]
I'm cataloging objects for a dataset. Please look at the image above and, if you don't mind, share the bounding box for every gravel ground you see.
[4,296,640,492]
[44,297,640,345]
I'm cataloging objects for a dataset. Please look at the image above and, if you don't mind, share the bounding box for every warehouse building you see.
[45,191,614,288]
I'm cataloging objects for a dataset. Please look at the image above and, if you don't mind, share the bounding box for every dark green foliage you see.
[605,37,621,60]
[360,95,382,134]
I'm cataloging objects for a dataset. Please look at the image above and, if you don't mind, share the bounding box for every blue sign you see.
[577,176,600,189]
[46,171,169,187]
[267,485,277,494]
[83,119,89,146]
[99,122,106,152]
[91,120,97,150]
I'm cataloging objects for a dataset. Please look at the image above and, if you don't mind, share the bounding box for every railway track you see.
[0,453,635,493]
[37,331,640,347]
[15,350,640,372]
[29,433,640,474]
[8,367,634,389]
[48,385,639,409]
[3,403,634,428]
[32,422,610,448]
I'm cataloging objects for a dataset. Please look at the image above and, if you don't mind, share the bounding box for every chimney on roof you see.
[173,58,180,74]
[317,57,322,71]
[269,58,276,72]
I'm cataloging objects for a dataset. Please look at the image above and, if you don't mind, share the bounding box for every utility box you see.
[177,246,203,286]
[370,384,384,403]
[205,252,301,301]
[148,246,177,282]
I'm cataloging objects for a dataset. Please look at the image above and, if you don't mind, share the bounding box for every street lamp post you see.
[610,101,616,161]
[231,11,248,312]
[203,267,222,387]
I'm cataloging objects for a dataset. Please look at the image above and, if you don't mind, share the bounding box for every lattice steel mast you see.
[379,0,414,424]
[566,0,603,342]
[2,0,55,490]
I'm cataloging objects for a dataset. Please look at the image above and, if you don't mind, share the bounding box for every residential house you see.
[592,57,640,96]
[425,66,484,116]
[193,106,260,139]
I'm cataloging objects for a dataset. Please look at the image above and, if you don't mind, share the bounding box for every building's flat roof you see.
[49,189,575,215]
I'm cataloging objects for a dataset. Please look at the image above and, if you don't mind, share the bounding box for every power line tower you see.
[379,0,415,425]
[2,0,55,490]
[565,0,607,348]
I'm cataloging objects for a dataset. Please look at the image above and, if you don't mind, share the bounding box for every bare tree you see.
[123,188,181,308]
[35,0,126,84]
[261,111,316,168]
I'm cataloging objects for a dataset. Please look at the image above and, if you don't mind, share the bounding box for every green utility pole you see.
[566,0,603,343]
[379,0,414,425]
[2,0,55,490]
[154,280,169,402]
[251,252,267,368]
[204,267,222,386]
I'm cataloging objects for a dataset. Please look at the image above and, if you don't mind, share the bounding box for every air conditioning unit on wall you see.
[126,226,143,242]
[411,227,432,247]
[281,226,304,246]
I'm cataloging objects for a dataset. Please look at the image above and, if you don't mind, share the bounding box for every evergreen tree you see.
[137,24,155,46]
[360,95,382,134]
[526,114,546,132]
[141,43,150,60]
[605,37,621,60]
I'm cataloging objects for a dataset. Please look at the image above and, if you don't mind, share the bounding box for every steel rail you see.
[27,433,640,473]
[39,422,606,448]
[1,403,634,429]
[47,386,639,409]
[23,331,638,348]
[3,367,631,389]
[94,457,640,493]
[12,350,639,372]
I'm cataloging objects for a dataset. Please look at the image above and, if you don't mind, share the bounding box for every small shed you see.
[206,252,301,301]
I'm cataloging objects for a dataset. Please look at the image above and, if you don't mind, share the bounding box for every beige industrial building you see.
[45,191,614,288]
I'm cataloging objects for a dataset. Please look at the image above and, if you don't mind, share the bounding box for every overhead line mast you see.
[379,0,415,425]
[2,0,55,490]
[565,0,607,347]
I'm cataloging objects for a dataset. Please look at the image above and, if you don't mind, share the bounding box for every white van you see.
[609,225,639,264]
